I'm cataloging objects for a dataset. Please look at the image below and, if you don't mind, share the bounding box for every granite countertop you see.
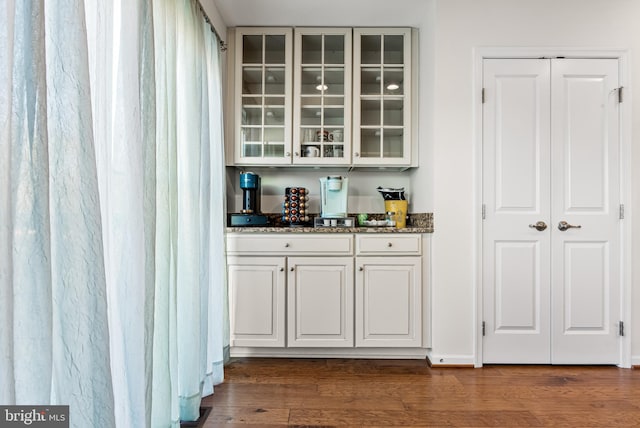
[226,213,434,234]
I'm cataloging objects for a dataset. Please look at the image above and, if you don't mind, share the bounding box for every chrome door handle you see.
[528,221,547,231]
[558,221,582,231]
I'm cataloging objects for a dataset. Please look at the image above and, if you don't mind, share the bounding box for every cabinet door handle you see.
[359,266,364,271]
[354,152,360,157]
[284,243,290,247]
[290,267,295,272]
[285,152,291,157]
[387,242,393,247]
[279,267,284,272]
[294,152,299,157]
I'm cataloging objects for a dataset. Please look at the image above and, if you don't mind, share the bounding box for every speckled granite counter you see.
[226,212,433,234]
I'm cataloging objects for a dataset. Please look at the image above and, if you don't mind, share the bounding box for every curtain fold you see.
[44,0,117,419]
[202,10,229,394]
[151,0,180,425]
[1,0,53,406]
[0,0,15,403]
[85,0,157,426]
[1,0,227,427]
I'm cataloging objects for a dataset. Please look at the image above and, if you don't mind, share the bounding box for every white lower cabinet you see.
[355,256,422,347]
[287,257,354,347]
[227,256,286,347]
[355,234,422,348]
[226,233,426,357]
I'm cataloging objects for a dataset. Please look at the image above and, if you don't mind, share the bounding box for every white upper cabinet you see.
[234,28,293,165]
[231,27,413,167]
[293,28,352,165]
[353,28,412,166]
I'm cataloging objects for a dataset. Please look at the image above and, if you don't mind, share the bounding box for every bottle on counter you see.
[385,211,396,227]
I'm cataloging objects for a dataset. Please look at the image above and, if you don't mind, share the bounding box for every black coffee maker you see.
[229,171,269,226]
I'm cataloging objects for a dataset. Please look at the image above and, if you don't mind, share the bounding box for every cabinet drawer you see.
[227,234,354,255]
[356,234,422,255]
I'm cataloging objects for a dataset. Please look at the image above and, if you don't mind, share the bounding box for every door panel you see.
[483,58,621,365]
[562,242,609,330]
[551,58,620,364]
[483,59,551,363]
[495,75,544,211]
[494,242,540,332]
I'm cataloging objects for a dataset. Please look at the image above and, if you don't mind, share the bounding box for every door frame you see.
[473,47,632,368]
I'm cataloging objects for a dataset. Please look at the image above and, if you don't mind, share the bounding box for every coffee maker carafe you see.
[319,176,348,218]
[230,171,269,226]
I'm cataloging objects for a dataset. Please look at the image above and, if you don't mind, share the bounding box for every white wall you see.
[431,0,640,364]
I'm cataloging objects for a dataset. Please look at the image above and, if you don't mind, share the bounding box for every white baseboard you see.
[426,350,475,367]
[631,355,640,367]
[230,347,429,359]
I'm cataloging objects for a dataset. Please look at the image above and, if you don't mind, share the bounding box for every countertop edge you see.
[226,212,434,233]
[226,226,433,234]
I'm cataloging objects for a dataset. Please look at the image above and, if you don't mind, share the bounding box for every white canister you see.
[331,129,343,142]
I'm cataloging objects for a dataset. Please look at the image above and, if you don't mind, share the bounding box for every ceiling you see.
[212,0,434,27]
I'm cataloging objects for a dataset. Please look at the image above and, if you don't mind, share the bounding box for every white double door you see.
[482,58,621,364]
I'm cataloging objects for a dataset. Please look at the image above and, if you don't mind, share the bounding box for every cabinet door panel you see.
[288,257,354,347]
[294,28,352,165]
[353,28,411,166]
[235,28,292,165]
[356,256,422,347]
[228,256,286,347]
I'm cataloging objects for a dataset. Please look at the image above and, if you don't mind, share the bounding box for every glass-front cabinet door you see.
[353,28,411,166]
[293,28,351,165]
[234,28,292,165]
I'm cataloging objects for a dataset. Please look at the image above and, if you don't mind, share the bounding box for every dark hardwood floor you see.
[200,357,640,427]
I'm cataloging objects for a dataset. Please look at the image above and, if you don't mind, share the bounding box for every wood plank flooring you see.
[200,358,640,427]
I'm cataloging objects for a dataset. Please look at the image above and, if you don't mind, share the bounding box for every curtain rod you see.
[197,1,228,51]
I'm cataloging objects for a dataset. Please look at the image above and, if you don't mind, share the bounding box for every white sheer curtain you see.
[151,0,228,425]
[0,0,117,424]
[0,0,228,427]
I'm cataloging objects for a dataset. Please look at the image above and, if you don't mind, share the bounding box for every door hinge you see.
[620,204,625,219]
[618,86,624,103]
[482,321,486,337]
[619,321,625,337]
[481,88,486,103]
[482,204,486,220]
